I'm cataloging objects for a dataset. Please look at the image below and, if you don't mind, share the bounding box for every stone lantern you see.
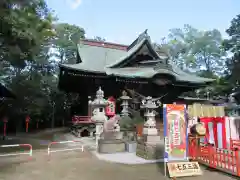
[140,96,161,142]
[89,87,108,146]
[120,90,131,116]
[136,96,162,160]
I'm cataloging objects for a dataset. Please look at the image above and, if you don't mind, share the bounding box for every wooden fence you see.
[189,138,240,177]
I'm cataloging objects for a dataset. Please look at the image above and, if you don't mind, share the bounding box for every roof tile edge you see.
[79,39,128,51]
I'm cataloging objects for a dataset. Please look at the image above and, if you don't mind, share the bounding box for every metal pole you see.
[164,162,167,176]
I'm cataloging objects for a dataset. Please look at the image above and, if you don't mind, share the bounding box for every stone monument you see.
[102,115,122,139]
[89,87,108,146]
[98,115,126,153]
[136,96,163,159]
[120,90,131,116]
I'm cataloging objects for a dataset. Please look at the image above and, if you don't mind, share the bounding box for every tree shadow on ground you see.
[155,162,167,176]
[0,158,33,174]
[154,144,169,178]
[204,166,239,179]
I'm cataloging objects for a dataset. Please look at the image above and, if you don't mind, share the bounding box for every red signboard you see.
[106,96,116,117]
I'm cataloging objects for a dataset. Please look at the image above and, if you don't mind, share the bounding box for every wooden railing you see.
[72,116,94,124]
[230,139,240,150]
[189,138,240,177]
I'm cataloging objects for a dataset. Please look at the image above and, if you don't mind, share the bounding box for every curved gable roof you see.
[106,37,167,68]
[59,29,215,85]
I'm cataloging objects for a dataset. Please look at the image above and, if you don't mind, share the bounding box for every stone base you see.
[98,139,126,154]
[143,127,158,136]
[142,135,161,143]
[136,136,164,160]
[125,141,137,153]
[101,132,123,140]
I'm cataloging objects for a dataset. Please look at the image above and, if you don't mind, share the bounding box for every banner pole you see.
[164,162,167,176]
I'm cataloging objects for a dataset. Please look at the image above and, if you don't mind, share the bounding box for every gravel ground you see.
[0,150,238,180]
[0,129,237,180]
[0,128,70,154]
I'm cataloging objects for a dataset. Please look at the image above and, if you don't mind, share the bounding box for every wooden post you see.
[36,119,39,129]
[229,117,232,149]
[26,116,30,133]
[235,150,240,176]
[3,117,8,139]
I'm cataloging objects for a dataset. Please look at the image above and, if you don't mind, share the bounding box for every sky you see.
[45,0,240,44]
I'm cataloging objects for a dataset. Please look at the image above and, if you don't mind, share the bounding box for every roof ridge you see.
[79,39,128,51]
[127,29,149,51]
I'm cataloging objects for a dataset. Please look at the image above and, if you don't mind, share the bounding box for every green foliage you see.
[0,0,85,129]
[51,23,85,64]
[119,116,133,130]
[159,24,226,75]
[119,111,144,131]
[0,0,55,68]
[93,36,106,42]
[155,24,230,98]
[223,14,240,85]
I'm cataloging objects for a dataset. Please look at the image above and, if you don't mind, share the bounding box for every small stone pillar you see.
[140,96,161,143]
[120,90,131,116]
[89,87,108,146]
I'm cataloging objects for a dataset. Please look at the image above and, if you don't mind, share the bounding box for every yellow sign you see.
[167,161,202,177]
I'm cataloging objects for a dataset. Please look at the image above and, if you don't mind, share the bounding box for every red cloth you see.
[200,117,226,148]
[200,117,211,144]
[213,117,226,149]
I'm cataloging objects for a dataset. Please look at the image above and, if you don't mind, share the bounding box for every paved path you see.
[93,151,164,164]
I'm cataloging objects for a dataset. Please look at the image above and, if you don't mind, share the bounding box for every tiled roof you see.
[60,30,215,84]
[80,39,128,51]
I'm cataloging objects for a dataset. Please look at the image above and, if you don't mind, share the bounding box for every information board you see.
[167,161,202,177]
